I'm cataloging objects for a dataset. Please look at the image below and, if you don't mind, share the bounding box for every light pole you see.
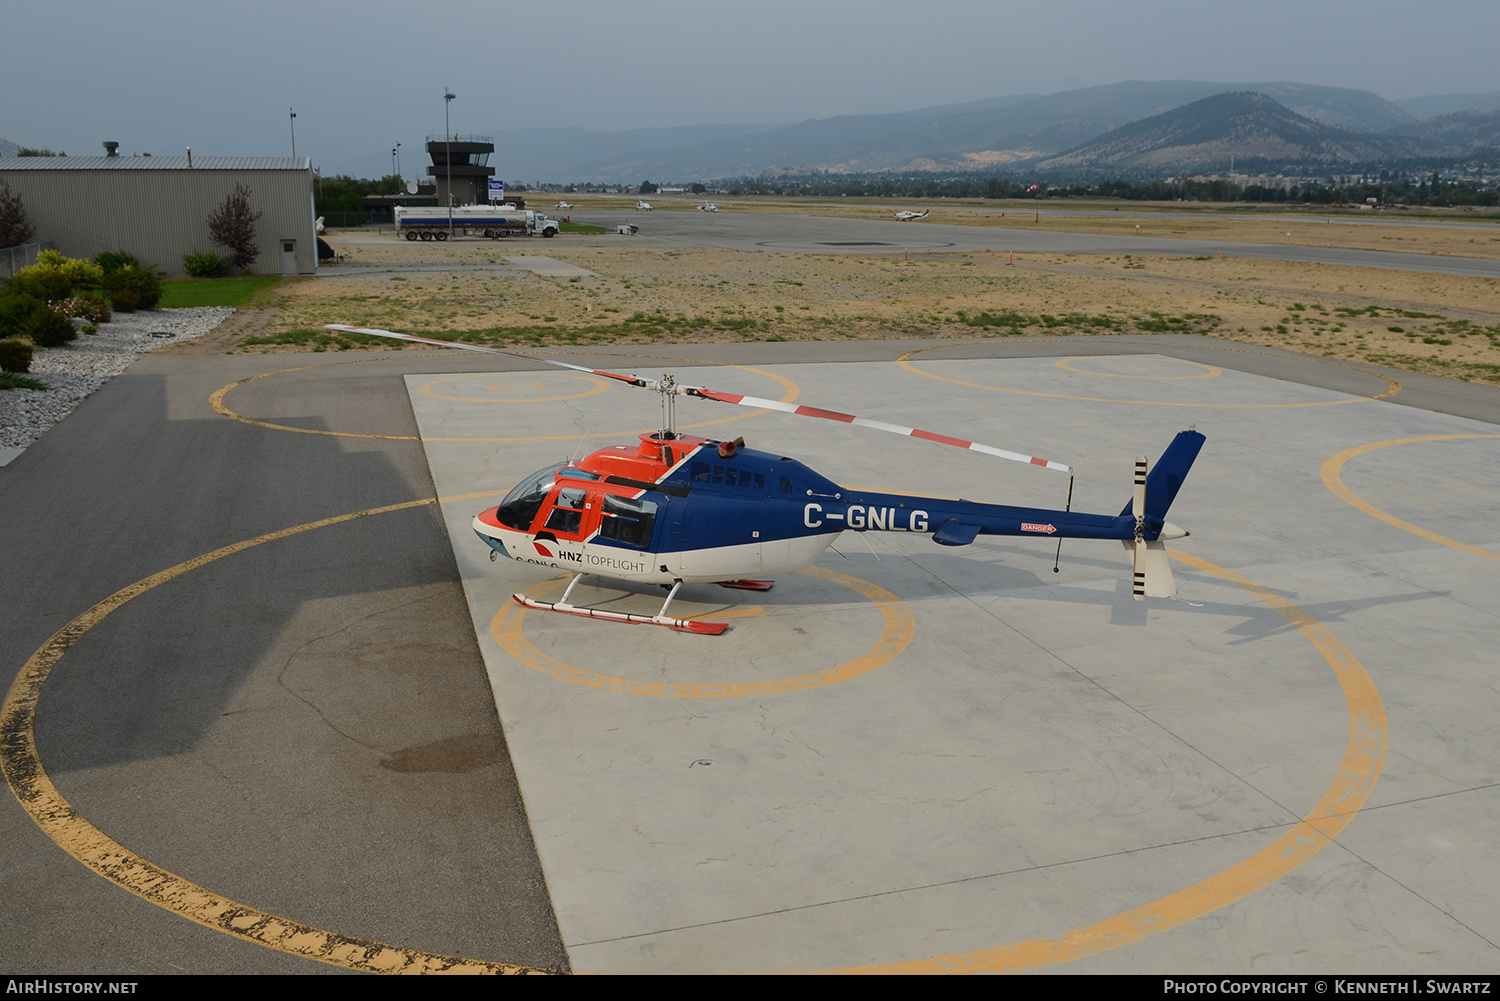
[289,107,297,159]
[395,141,401,180]
[444,88,455,237]
[392,147,397,180]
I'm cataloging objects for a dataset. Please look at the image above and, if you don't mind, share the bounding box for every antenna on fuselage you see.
[1051,471,1075,574]
[569,430,595,463]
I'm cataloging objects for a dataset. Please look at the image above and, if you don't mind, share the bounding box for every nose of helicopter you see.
[473,508,511,557]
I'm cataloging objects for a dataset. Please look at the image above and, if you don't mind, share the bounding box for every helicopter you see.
[327,325,1204,634]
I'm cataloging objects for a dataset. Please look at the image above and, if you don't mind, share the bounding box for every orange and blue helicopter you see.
[328,325,1205,635]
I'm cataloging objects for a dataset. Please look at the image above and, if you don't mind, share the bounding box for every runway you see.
[3,336,1498,974]
[571,209,1500,278]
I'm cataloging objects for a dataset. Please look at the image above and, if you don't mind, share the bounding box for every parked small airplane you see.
[895,210,930,221]
[636,200,654,211]
[697,202,718,212]
[555,201,574,210]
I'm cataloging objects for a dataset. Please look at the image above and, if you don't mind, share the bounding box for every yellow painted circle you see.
[210,353,802,442]
[896,342,1402,409]
[491,565,914,697]
[1321,434,1500,563]
[2,508,1386,974]
[825,546,1387,974]
[418,372,610,403]
[1054,356,1221,379]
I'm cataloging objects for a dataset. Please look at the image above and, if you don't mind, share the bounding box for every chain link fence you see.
[0,242,51,279]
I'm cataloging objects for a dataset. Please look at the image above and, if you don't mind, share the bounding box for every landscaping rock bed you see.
[1,307,234,450]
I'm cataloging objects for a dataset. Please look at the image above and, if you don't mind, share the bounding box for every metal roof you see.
[0,156,310,170]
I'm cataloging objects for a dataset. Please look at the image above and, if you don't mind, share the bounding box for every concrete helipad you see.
[406,353,1500,973]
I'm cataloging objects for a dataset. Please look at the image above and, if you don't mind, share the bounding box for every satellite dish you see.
[406,181,418,195]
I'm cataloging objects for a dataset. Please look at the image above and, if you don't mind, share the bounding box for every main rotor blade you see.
[323,324,654,389]
[328,324,1071,473]
[686,388,1072,473]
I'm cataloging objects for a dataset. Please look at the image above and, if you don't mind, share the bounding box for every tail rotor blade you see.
[1133,455,1148,522]
[1133,537,1147,600]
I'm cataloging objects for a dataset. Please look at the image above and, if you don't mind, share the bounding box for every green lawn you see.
[559,221,608,234]
[158,276,282,309]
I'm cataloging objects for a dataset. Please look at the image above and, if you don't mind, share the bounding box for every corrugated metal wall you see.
[0,164,316,275]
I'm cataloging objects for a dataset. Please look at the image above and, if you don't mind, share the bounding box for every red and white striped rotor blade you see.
[687,388,1072,473]
[325,325,1071,472]
[323,324,653,388]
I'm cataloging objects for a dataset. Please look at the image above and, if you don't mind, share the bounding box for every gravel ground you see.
[1,307,234,450]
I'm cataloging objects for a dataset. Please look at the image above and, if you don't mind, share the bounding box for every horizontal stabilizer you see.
[933,519,982,547]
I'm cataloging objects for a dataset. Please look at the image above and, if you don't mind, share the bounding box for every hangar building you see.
[0,153,317,275]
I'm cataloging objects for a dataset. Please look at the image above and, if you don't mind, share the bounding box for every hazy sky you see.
[4,0,1497,178]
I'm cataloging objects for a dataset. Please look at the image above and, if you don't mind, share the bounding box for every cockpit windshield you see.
[496,462,565,531]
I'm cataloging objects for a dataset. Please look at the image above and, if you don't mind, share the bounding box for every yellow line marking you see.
[896,342,1401,408]
[418,372,611,403]
[1321,434,1500,562]
[1054,357,1221,379]
[492,566,913,697]
[0,496,549,975]
[821,546,1386,973]
[210,355,801,442]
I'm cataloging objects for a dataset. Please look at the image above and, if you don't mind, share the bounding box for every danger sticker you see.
[1021,522,1057,534]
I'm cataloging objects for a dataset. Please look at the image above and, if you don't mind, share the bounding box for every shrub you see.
[207,184,262,270]
[80,322,96,335]
[80,293,111,324]
[182,251,229,278]
[23,303,76,347]
[0,370,48,390]
[0,181,36,249]
[0,293,44,337]
[6,267,72,302]
[32,249,103,289]
[109,288,140,312]
[49,295,111,324]
[104,264,162,310]
[0,336,34,372]
[95,250,140,274]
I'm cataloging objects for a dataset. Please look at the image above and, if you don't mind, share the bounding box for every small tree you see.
[0,181,36,249]
[207,183,263,270]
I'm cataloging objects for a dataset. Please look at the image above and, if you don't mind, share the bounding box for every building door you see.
[280,239,297,275]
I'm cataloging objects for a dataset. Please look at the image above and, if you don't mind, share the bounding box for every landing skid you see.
[513,575,729,635]
[717,578,775,591]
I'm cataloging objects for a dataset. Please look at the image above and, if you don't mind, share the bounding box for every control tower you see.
[427,134,496,206]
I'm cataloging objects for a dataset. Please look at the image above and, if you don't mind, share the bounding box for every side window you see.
[691,461,712,483]
[543,487,587,534]
[598,494,658,548]
[780,476,793,494]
